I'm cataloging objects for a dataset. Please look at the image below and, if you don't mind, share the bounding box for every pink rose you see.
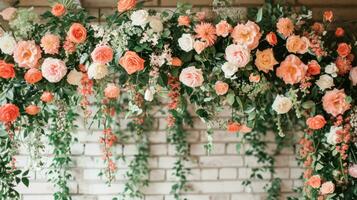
[276,18,294,38]
[320,181,335,195]
[214,81,229,95]
[40,34,60,55]
[179,66,204,88]
[51,3,66,17]
[276,55,307,85]
[225,44,250,68]
[349,67,357,86]
[349,164,357,178]
[91,45,114,64]
[231,21,261,50]
[216,20,232,37]
[0,7,17,21]
[13,41,42,68]
[322,89,351,117]
[41,58,67,83]
[178,16,190,27]
[194,40,208,54]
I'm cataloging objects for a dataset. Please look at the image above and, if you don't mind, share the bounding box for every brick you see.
[79,183,124,194]
[191,181,244,193]
[290,168,304,179]
[16,182,78,194]
[298,0,357,5]
[275,168,290,179]
[201,169,218,180]
[150,169,165,181]
[219,168,237,180]
[150,144,168,156]
[199,156,243,167]
[19,0,49,6]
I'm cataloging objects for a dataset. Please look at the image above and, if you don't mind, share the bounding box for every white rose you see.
[272,95,293,114]
[225,44,250,67]
[326,126,342,145]
[221,62,239,78]
[316,74,334,91]
[325,63,339,78]
[66,69,83,86]
[144,87,155,101]
[0,33,16,55]
[178,34,194,52]
[130,10,149,26]
[87,63,108,80]
[149,17,163,33]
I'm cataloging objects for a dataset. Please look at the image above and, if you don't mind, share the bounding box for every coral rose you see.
[171,57,182,67]
[179,66,204,88]
[117,0,136,12]
[307,60,321,76]
[40,34,60,55]
[349,67,357,86]
[13,40,42,68]
[194,40,208,54]
[324,10,333,22]
[0,60,15,79]
[320,181,335,195]
[104,83,120,99]
[255,48,278,73]
[0,7,17,21]
[249,74,260,83]
[194,23,217,46]
[337,43,351,58]
[306,115,326,130]
[67,23,87,44]
[307,175,321,189]
[0,103,20,123]
[225,44,250,68]
[178,16,190,27]
[25,105,40,116]
[214,81,229,95]
[24,68,42,84]
[91,45,114,64]
[322,89,351,117]
[216,20,232,37]
[41,58,68,83]
[41,91,54,103]
[276,55,307,85]
[119,51,145,75]
[266,32,278,46]
[51,3,66,17]
[227,122,251,133]
[335,56,352,75]
[335,27,345,37]
[231,21,261,50]
[276,18,294,38]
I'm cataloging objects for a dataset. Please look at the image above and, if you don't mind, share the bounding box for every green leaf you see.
[22,178,29,187]
[256,7,263,22]
[227,92,235,105]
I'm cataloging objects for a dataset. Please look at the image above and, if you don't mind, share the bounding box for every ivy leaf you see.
[315,162,324,171]
[22,178,29,187]
[226,92,235,105]
[256,7,263,22]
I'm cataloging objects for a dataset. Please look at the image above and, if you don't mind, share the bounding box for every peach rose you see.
[194,40,208,54]
[216,20,232,37]
[0,103,20,123]
[24,68,42,84]
[225,44,250,68]
[178,16,190,27]
[349,67,357,86]
[322,89,351,117]
[335,27,345,37]
[276,55,307,85]
[324,10,333,22]
[67,23,87,44]
[335,57,352,75]
[117,0,137,13]
[119,51,145,75]
[179,66,204,88]
[214,81,229,95]
[320,181,335,195]
[63,38,76,53]
[231,21,261,50]
[0,7,17,21]
[312,22,324,33]
[249,73,260,83]
[41,58,67,83]
[255,48,278,73]
[277,18,294,38]
[227,122,251,134]
[304,168,313,179]
[40,34,60,55]
[91,45,114,64]
[51,3,66,17]
[13,41,42,68]
[266,32,278,46]
[171,57,182,67]
[307,175,321,189]
[307,60,321,76]
[337,43,351,58]
[25,105,40,116]
[41,91,54,103]
[306,115,326,130]
[286,35,310,54]
[0,60,15,79]
[104,83,120,99]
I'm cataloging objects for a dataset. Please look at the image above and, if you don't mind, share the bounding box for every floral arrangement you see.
[0,0,356,199]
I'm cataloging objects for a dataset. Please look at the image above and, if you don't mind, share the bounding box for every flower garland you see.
[0,0,356,199]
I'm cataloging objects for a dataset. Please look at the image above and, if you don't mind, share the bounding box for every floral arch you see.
[0,0,356,199]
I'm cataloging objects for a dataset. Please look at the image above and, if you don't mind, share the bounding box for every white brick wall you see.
[15,114,303,200]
